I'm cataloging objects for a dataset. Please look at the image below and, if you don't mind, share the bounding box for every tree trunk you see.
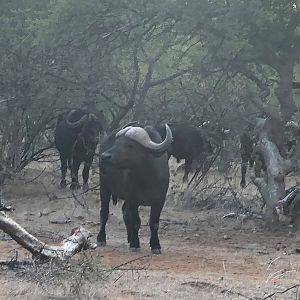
[250,56,299,225]
[275,62,296,123]
[252,119,287,225]
[252,116,300,225]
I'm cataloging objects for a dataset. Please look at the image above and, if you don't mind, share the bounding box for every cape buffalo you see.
[97,124,172,254]
[156,124,213,182]
[55,109,108,192]
[239,131,265,188]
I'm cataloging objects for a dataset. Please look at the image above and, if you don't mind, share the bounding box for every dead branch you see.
[0,203,13,212]
[104,255,150,279]
[0,212,94,261]
[261,284,300,300]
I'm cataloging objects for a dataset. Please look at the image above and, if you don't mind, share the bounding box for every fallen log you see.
[0,211,95,261]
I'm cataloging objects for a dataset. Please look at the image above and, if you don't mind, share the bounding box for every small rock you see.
[24,211,34,216]
[72,207,86,220]
[50,213,71,224]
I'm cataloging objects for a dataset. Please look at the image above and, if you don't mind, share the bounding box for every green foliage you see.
[1,0,300,179]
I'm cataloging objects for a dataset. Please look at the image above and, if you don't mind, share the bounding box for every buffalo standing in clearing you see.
[55,109,108,192]
[97,124,172,254]
[156,124,213,182]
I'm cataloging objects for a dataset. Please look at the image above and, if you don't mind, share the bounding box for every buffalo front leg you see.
[97,185,111,246]
[149,202,164,254]
[59,155,68,188]
[126,203,141,251]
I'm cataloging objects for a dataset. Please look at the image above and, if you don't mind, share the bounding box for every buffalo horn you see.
[116,124,173,153]
[66,110,88,128]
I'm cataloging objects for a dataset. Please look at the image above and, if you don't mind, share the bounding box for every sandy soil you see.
[0,161,299,300]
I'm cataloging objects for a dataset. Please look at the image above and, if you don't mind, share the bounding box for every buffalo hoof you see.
[97,241,106,247]
[151,249,161,255]
[60,181,67,189]
[130,247,141,252]
[240,181,246,188]
[82,183,89,193]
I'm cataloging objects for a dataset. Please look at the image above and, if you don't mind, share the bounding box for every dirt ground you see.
[0,160,299,300]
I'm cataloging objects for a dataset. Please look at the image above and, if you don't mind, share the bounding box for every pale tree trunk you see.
[252,120,286,224]
[252,117,300,226]
[275,62,296,123]
[249,52,300,225]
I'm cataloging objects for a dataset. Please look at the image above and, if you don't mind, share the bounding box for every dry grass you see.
[0,158,299,299]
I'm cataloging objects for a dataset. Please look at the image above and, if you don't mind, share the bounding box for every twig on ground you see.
[222,288,258,300]
[24,167,47,184]
[222,261,227,280]
[260,284,300,300]
[104,255,151,280]
[71,190,87,209]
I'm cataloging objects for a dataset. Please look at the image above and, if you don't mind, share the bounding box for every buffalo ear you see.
[122,121,139,129]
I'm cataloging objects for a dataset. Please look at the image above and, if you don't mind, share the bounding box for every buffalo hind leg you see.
[183,158,192,182]
[97,184,111,246]
[240,161,248,188]
[59,155,68,188]
[82,160,92,193]
[70,159,81,190]
[240,150,250,188]
[254,153,264,178]
[149,202,164,254]
[122,202,131,244]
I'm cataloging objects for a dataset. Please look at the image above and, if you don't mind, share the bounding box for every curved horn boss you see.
[66,110,89,128]
[116,124,173,153]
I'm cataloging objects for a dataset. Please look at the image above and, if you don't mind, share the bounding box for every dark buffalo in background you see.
[97,123,172,254]
[239,130,265,188]
[156,123,215,182]
[240,121,300,188]
[55,109,108,192]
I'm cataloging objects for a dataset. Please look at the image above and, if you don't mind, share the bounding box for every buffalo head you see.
[65,109,108,145]
[101,124,172,169]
